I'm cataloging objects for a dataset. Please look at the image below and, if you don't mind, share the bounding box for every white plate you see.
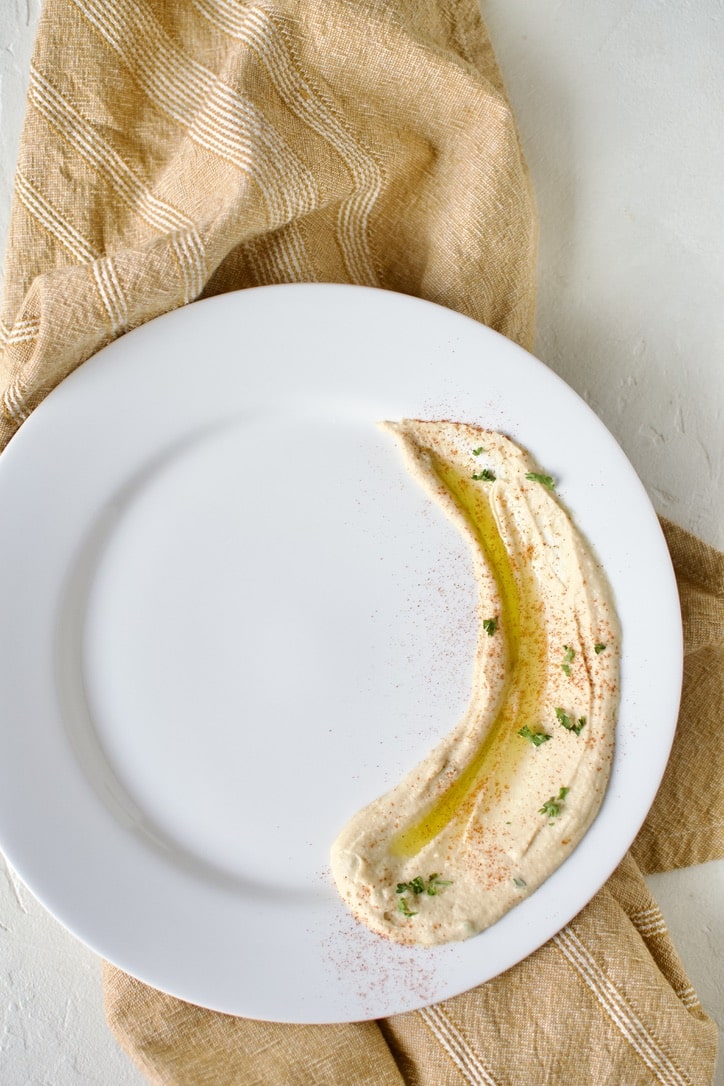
[0,285,681,1023]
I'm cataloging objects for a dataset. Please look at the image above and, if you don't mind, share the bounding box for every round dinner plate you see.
[0,285,681,1023]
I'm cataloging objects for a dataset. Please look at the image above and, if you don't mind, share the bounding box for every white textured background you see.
[1,1,722,1083]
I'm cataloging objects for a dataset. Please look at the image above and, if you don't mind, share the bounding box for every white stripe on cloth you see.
[418,1003,499,1086]
[29,66,207,301]
[191,0,381,286]
[554,926,692,1086]
[74,0,315,283]
[15,170,96,263]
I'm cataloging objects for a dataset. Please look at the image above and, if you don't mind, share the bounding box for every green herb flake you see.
[594,642,607,654]
[555,707,571,729]
[539,786,570,820]
[483,617,498,636]
[560,645,576,676]
[555,708,586,736]
[472,469,496,482]
[396,873,452,900]
[518,724,551,747]
[425,873,453,896]
[472,446,486,456]
[512,877,527,889]
[525,471,556,491]
[397,897,417,917]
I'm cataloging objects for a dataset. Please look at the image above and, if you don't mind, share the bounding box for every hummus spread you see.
[330,420,619,946]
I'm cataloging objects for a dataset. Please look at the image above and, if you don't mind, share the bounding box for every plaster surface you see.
[0,1,722,1083]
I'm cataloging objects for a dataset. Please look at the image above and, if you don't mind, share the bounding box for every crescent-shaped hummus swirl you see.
[330,420,620,946]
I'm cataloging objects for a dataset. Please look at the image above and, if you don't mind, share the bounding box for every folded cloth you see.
[0,0,536,439]
[1,1,721,1084]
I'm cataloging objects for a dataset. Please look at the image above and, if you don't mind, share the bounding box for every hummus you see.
[330,420,620,946]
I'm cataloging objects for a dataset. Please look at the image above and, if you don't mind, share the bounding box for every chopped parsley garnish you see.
[483,617,498,636]
[594,642,607,654]
[472,469,496,482]
[395,874,451,917]
[396,876,425,895]
[525,472,556,490]
[512,877,527,888]
[426,874,452,896]
[396,873,452,898]
[539,786,570,820]
[518,724,551,747]
[472,446,486,456]
[555,708,586,736]
[561,644,575,676]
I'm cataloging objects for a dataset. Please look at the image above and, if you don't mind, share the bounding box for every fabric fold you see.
[632,520,724,876]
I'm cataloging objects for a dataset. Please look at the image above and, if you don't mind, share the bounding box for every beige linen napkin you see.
[1,1,721,1083]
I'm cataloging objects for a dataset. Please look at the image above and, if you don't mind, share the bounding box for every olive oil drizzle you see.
[391,454,548,858]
